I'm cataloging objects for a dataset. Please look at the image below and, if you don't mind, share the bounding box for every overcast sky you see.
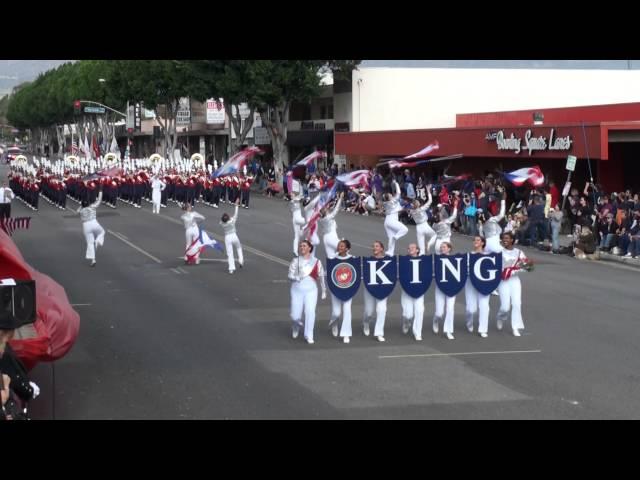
[359,60,638,69]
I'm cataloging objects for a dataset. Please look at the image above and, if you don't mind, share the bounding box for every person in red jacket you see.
[240,175,253,209]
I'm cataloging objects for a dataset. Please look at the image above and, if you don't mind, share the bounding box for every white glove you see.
[29,381,40,399]
[321,291,327,300]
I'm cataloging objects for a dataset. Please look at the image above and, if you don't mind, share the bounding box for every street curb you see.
[598,251,640,269]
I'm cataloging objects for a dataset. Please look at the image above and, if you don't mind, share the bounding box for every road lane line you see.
[379,349,542,359]
[107,230,162,264]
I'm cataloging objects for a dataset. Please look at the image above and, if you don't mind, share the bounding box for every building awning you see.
[286,130,333,147]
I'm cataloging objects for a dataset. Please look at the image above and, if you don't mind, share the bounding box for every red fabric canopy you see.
[0,228,80,370]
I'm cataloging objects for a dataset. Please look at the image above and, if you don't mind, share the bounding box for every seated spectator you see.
[574,226,597,259]
[622,209,640,258]
[598,213,617,251]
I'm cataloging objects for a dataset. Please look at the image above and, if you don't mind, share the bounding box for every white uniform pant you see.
[290,280,318,341]
[185,225,199,261]
[83,219,105,261]
[225,233,244,272]
[384,214,409,255]
[401,290,425,338]
[486,236,502,254]
[309,230,320,247]
[363,290,388,337]
[292,213,305,254]
[330,293,353,338]
[434,288,456,333]
[152,191,162,214]
[323,231,340,260]
[416,222,435,254]
[464,281,490,334]
[497,276,524,330]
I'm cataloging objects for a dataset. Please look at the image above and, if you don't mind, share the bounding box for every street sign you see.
[566,155,577,171]
[127,103,135,130]
[84,106,106,114]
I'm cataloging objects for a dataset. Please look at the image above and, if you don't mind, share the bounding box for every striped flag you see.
[335,169,371,190]
[503,166,545,187]
[212,146,263,178]
[0,217,31,236]
[303,184,338,240]
[295,150,327,168]
[185,227,223,264]
[403,141,440,160]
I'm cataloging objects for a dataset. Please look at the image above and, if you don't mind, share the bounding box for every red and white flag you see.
[403,141,440,160]
[0,217,31,236]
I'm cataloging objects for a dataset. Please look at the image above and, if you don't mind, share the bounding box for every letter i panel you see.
[399,255,433,298]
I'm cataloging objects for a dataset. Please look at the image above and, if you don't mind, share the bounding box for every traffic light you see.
[74,100,81,114]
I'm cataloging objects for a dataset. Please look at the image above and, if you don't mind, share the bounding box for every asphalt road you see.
[7,176,640,419]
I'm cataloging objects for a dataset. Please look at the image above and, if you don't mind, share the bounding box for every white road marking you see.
[176,267,188,274]
[71,303,92,306]
[379,349,542,359]
[107,230,162,264]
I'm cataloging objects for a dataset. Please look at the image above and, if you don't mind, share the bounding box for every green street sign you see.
[84,106,106,114]
[566,155,577,172]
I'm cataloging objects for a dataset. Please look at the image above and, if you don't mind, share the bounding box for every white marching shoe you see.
[480,332,488,338]
[343,336,350,344]
[377,336,385,342]
[445,332,455,340]
[305,337,314,345]
[331,323,339,338]
[292,324,300,339]
[363,322,370,337]
[513,329,521,337]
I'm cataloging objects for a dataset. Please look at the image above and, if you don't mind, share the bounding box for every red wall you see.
[457,102,640,128]
[335,125,602,160]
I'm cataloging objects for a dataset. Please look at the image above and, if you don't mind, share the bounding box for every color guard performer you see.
[328,239,354,344]
[363,240,390,342]
[383,180,409,256]
[77,185,105,267]
[433,241,457,340]
[288,240,327,345]
[181,203,205,264]
[496,232,528,337]
[400,243,425,341]
[220,199,244,274]
[464,236,491,338]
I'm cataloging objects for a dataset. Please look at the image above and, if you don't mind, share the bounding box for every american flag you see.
[403,141,440,160]
[303,184,338,240]
[295,150,327,168]
[503,166,545,187]
[212,146,263,179]
[335,169,371,190]
[0,217,31,236]
[71,141,80,154]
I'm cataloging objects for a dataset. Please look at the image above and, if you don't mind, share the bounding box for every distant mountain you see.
[0,60,73,96]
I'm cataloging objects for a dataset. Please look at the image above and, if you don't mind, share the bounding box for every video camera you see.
[0,279,36,330]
